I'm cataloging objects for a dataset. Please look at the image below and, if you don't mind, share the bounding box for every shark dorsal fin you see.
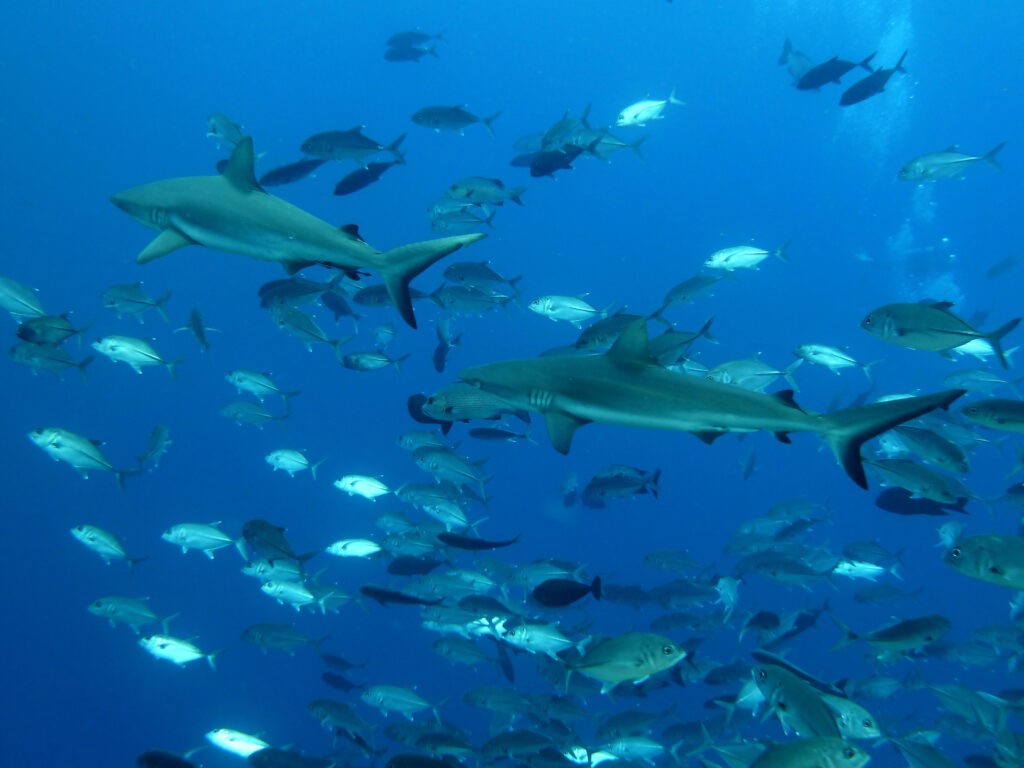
[340,224,365,243]
[222,137,262,192]
[607,319,655,367]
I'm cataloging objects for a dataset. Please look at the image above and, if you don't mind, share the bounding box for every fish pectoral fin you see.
[137,228,197,264]
[692,430,724,445]
[545,410,591,454]
[774,431,792,444]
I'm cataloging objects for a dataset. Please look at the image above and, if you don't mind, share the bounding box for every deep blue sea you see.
[2,1,1022,766]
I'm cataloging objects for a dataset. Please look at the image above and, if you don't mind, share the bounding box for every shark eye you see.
[949,547,961,561]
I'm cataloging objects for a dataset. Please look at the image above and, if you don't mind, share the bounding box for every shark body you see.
[111,137,483,327]
[459,320,965,487]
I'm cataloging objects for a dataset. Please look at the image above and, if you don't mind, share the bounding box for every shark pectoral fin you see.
[221,137,262,192]
[692,430,724,445]
[545,409,591,454]
[137,228,197,264]
[281,259,315,275]
[774,432,792,444]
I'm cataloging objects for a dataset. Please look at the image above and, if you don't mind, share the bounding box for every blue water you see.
[2,1,1022,765]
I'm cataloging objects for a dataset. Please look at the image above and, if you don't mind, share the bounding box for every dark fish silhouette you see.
[875,487,968,516]
[387,555,445,576]
[322,672,364,692]
[533,576,602,607]
[360,585,443,606]
[334,161,399,196]
[437,532,520,550]
[840,51,907,106]
[137,752,196,768]
[796,53,875,90]
[259,157,328,187]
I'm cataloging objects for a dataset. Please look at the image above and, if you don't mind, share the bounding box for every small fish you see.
[705,241,790,270]
[31,427,138,489]
[385,44,439,62]
[71,525,146,571]
[334,161,399,196]
[140,634,221,669]
[206,113,244,148]
[412,105,501,136]
[334,475,391,500]
[219,401,289,429]
[265,449,324,479]
[468,427,534,443]
[533,576,602,607]
[438,532,520,551]
[101,282,171,324]
[796,53,876,90]
[137,425,171,468]
[0,275,45,319]
[945,534,1024,590]
[447,177,526,206]
[226,370,300,406]
[529,295,609,328]
[92,336,183,378]
[301,127,407,166]
[898,142,1006,181]
[840,50,908,106]
[961,398,1024,433]
[259,157,328,186]
[205,728,269,757]
[341,350,409,373]
[16,314,90,346]
[615,90,684,127]
[174,308,218,351]
[9,342,93,379]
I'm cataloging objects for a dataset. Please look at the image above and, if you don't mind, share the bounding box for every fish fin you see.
[483,111,502,136]
[983,141,1007,171]
[859,52,877,71]
[986,317,1021,370]
[137,228,197,264]
[692,430,724,445]
[545,409,591,454]
[821,389,966,489]
[222,137,262,192]
[387,133,407,165]
[773,239,792,263]
[772,389,804,411]
[774,432,792,444]
[378,234,487,328]
[340,224,365,243]
[607,318,657,367]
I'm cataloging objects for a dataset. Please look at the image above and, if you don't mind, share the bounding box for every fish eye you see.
[949,547,961,560]
[863,315,873,325]
[843,747,857,759]
[863,719,874,728]
[662,645,675,655]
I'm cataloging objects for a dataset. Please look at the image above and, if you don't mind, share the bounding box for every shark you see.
[111,137,484,328]
[459,320,966,488]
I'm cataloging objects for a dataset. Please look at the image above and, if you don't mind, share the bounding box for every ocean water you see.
[1,1,1022,765]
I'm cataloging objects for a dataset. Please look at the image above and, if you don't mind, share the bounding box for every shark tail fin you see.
[983,141,1007,171]
[820,389,966,488]
[986,317,1021,370]
[378,234,487,328]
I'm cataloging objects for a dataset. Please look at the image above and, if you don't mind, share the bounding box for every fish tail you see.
[155,291,173,323]
[831,616,859,650]
[77,354,95,382]
[778,38,793,65]
[668,87,685,106]
[820,389,966,488]
[773,239,792,263]
[310,457,327,481]
[330,335,355,362]
[282,390,302,411]
[234,538,249,562]
[166,358,185,381]
[387,133,408,165]
[627,135,648,161]
[648,468,663,498]
[393,353,411,374]
[483,111,502,136]
[127,555,148,574]
[859,51,877,72]
[377,234,487,328]
[591,575,602,600]
[986,317,1022,370]
[160,612,179,635]
[646,304,671,327]
[783,358,802,391]
[983,141,1007,170]
[894,50,909,73]
[207,648,225,671]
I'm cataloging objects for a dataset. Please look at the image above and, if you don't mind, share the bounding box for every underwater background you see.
[1,1,1022,765]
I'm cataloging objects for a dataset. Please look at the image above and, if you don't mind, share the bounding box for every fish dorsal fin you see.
[607,319,655,367]
[943,145,959,152]
[340,224,365,243]
[545,409,590,454]
[348,125,365,133]
[222,138,262,192]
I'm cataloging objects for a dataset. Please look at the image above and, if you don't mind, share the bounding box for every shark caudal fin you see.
[820,389,966,489]
[379,234,487,328]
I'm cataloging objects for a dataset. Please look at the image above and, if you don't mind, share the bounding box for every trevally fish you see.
[898,142,1006,181]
